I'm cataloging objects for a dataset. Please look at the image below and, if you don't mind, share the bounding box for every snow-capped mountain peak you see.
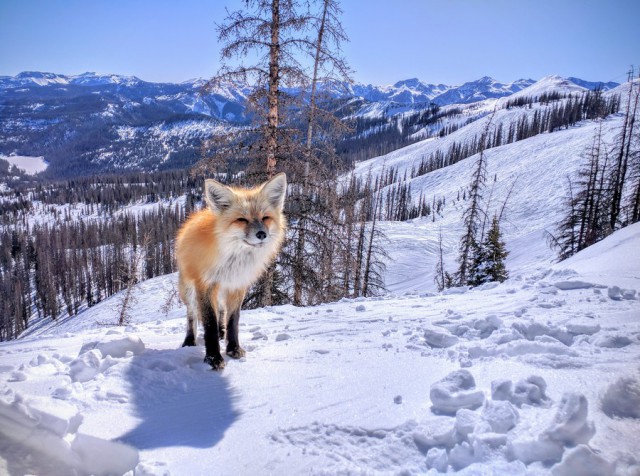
[70,72,143,87]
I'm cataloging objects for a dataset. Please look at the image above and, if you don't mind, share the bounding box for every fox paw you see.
[226,347,246,359]
[204,354,225,370]
[182,335,196,347]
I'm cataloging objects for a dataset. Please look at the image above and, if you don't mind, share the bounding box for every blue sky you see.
[0,0,638,86]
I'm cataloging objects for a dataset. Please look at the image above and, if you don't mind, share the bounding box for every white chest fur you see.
[205,243,274,291]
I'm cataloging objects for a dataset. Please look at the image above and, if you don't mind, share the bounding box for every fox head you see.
[204,173,287,249]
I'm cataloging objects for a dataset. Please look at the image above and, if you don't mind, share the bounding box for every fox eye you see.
[262,216,271,222]
[236,217,248,223]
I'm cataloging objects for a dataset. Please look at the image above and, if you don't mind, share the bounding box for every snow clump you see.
[430,369,485,415]
[600,376,640,419]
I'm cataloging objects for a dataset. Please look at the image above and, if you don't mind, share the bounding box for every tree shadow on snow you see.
[117,346,239,449]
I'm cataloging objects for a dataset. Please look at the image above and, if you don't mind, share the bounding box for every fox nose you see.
[256,230,267,240]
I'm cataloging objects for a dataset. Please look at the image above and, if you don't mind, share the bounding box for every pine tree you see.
[456,111,494,285]
[434,228,446,291]
[478,215,509,284]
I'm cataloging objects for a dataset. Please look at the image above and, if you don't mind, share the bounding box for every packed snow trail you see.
[1,224,639,475]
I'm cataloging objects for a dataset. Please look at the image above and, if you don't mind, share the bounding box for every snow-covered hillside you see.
[351,77,630,294]
[1,220,638,475]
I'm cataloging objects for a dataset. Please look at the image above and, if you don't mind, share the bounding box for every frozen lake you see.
[1,155,48,175]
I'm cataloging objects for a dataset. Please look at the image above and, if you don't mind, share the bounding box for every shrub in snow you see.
[430,370,485,414]
[550,445,614,476]
[600,376,640,419]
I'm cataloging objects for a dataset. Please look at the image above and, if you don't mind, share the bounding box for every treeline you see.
[0,169,391,340]
[337,104,463,165]
[551,78,640,258]
[341,89,622,227]
[408,90,619,181]
[0,204,185,340]
[2,169,200,212]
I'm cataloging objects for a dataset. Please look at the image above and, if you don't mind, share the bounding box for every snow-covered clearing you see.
[1,222,638,475]
[0,155,48,175]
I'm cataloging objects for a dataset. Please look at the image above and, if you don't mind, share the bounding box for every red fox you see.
[175,173,287,370]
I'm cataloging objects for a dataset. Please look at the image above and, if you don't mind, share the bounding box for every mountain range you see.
[0,71,619,179]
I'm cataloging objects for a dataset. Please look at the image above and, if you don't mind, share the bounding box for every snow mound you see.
[0,392,138,475]
[600,376,640,419]
[430,370,485,414]
[551,445,615,476]
[424,327,459,348]
[491,375,550,407]
[79,333,146,358]
[544,392,595,446]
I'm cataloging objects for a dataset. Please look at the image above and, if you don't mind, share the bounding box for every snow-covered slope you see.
[1,222,638,475]
[353,100,625,294]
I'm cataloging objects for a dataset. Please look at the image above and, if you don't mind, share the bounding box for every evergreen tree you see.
[456,111,494,285]
[470,215,509,285]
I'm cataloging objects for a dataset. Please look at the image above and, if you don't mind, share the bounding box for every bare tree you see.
[609,68,639,228]
[202,0,310,179]
[434,228,446,291]
[115,235,150,326]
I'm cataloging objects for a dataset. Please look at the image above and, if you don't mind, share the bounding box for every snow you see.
[0,154,48,175]
[361,113,626,295]
[0,218,638,475]
[505,75,587,101]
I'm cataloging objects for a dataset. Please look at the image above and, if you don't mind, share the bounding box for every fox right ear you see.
[204,179,234,213]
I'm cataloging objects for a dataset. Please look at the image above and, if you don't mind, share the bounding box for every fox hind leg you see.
[182,309,197,347]
[225,290,246,359]
[181,282,198,347]
[218,308,226,341]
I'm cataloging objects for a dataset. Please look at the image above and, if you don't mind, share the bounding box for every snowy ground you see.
[1,222,639,475]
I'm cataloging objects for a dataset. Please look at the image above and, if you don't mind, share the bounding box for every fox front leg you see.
[225,306,245,359]
[200,293,225,370]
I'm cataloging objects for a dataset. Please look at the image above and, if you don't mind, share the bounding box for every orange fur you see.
[175,173,287,369]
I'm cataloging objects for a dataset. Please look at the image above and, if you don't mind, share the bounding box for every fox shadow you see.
[117,345,239,450]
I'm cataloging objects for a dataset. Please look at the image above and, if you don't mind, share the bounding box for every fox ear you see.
[204,179,234,213]
[261,173,287,210]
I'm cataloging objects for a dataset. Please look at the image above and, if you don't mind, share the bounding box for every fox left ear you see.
[261,173,287,210]
[204,179,235,213]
